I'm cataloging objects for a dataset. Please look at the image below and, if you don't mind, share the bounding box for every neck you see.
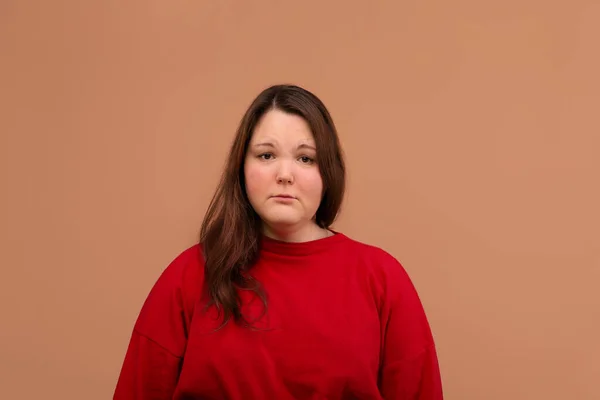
[262,222,331,243]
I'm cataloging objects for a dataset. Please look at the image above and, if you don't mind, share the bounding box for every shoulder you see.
[130,244,205,356]
[135,244,205,329]
[337,233,404,272]
[336,233,415,295]
[149,243,205,292]
[337,234,430,324]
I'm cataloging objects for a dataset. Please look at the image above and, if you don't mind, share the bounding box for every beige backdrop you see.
[1,1,599,399]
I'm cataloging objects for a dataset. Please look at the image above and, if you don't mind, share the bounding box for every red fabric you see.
[114,233,443,399]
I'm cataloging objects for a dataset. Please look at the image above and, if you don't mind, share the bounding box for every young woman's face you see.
[244,109,323,239]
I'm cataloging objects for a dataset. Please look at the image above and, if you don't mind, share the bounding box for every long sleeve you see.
[113,245,202,400]
[113,330,182,399]
[379,259,443,399]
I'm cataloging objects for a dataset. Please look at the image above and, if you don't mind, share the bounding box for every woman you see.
[114,84,443,399]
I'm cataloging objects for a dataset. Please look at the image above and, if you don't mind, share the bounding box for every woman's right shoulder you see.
[157,243,206,289]
[131,244,206,355]
[142,244,206,307]
[134,244,206,334]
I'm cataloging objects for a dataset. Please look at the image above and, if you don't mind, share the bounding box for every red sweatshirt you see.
[114,232,443,399]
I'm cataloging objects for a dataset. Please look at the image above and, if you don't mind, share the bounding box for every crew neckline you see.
[259,230,349,257]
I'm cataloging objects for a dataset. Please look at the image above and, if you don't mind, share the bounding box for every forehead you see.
[251,109,315,144]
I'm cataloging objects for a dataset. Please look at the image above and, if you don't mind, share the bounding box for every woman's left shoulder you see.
[337,233,420,307]
[337,233,408,276]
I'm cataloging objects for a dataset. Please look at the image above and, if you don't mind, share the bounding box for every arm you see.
[113,330,182,399]
[379,259,443,399]
[113,246,200,400]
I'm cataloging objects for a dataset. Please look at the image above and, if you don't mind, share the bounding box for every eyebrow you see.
[253,142,275,148]
[298,143,316,151]
[253,142,316,151]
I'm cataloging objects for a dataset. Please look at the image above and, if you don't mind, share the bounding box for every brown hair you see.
[199,84,346,327]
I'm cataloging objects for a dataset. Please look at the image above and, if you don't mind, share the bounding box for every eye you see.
[258,153,274,160]
[299,156,314,164]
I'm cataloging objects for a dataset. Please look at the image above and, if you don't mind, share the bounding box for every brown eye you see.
[259,153,273,160]
[299,156,314,164]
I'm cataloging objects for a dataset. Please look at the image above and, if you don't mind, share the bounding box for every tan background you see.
[1,1,599,399]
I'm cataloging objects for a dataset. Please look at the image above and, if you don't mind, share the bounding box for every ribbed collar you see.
[258,230,349,258]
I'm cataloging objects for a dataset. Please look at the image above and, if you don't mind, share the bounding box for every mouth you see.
[272,194,296,199]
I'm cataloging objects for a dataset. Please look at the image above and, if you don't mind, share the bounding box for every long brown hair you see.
[199,84,346,327]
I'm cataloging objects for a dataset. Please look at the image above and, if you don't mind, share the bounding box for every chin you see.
[262,212,303,228]
[265,217,301,228]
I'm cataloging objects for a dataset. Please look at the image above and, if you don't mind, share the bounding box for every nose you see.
[277,175,293,184]
[276,161,294,184]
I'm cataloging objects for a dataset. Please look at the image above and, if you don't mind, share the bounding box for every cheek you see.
[244,162,269,198]
[299,171,324,203]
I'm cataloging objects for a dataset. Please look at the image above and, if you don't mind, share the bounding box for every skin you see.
[244,109,332,243]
